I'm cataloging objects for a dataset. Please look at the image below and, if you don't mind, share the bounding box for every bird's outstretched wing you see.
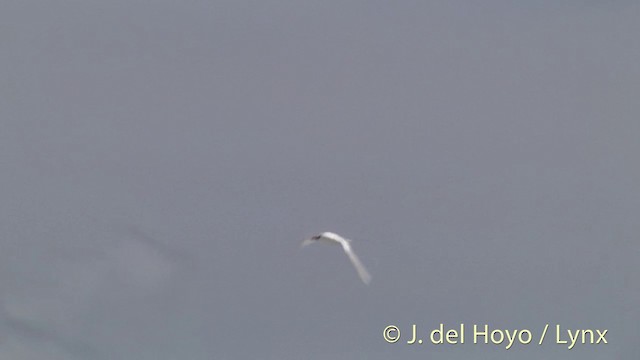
[341,242,372,285]
[300,238,315,248]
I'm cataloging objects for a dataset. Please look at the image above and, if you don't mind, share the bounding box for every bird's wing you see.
[341,242,372,285]
[300,238,315,248]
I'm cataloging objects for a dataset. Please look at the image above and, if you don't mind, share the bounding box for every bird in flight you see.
[301,231,372,285]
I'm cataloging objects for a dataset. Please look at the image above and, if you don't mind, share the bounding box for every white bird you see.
[301,231,372,285]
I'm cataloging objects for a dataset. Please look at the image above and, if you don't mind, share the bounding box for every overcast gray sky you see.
[1,1,638,359]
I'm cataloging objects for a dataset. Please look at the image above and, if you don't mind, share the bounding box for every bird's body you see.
[301,232,372,285]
